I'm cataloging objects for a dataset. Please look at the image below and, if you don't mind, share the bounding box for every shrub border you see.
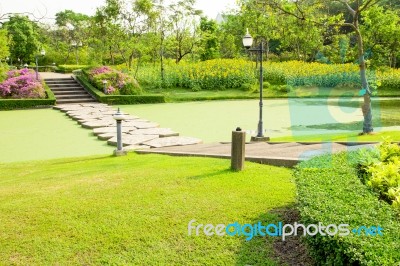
[75,75,165,105]
[0,84,56,110]
[294,152,400,265]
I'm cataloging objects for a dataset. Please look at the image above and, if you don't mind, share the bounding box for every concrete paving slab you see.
[143,136,202,148]
[81,121,114,129]
[108,135,159,146]
[122,121,159,129]
[128,128,178,137]
[98,133,131,141]
[93,126,138,135]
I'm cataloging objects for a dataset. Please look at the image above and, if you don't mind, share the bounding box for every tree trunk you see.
[355,23,373,133]
[160,32,165,86]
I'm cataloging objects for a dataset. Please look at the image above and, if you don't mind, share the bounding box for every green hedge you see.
[55,65,89,73]
[294,152,400,265]
[0,85,56,110]
[76,75,165,105]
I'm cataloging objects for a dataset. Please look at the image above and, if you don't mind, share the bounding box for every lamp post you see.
[103,80,108,94]
[35,49,46,80]
[71,41,82,65]
[243,29,270,142]
[113,108,127,156]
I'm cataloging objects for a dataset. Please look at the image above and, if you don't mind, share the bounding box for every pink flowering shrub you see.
[87,66,141,95]
[0,69,46,99]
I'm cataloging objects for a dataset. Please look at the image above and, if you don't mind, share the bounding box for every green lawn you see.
[273,130,400,142]
[145,86,400,102]
[0,154,294,265]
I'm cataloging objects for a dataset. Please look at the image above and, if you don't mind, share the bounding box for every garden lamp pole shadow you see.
[243,29,270,142]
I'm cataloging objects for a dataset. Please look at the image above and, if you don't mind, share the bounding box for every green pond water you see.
[0,98,398,163]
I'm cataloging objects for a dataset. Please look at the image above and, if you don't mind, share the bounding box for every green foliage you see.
[263,61,361,87]
[5,15,40,63]
[55,65,89,73]
[295,152,400,265]
[0,64,8,83]
[0,29,10,60]
[378,68,400,90]
[199,17,220,61]
[357,140,400,211]
[137,59,256,90]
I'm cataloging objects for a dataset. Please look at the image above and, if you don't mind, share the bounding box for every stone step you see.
[57,98,96,104]
[53,90,86,95]
[46,77,97,105]
[51,87,84,91]
[44,78,73,82]
[56,94,92,100]
[47,84,81,87]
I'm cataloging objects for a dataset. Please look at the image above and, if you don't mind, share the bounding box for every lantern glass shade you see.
[242,29,253,49]
[113,109,126,121]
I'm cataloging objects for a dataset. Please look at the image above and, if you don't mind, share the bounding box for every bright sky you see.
[0,0,238,22]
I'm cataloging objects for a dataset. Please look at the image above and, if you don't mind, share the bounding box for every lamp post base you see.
[251,136,270,142]
[114,149,127,156]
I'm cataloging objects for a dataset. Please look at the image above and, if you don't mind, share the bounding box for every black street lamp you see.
[243,29,270,141]
[71,41,82,65]
[35,49,46,80]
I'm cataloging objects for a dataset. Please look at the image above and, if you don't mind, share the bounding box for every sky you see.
[0,0,238,23]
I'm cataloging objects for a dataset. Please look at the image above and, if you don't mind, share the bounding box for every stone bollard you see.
[231,127,246,171]
[113,108,127,156]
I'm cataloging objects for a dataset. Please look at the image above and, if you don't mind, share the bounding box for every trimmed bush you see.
[55,65,89,73]
[0,69,46,99]
[295,152,400,265]
[0,84,56,110]
[76,75,164,105]
[86,66,142,95]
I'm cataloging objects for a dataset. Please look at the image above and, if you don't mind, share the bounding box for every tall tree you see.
[266,0,382,134]
[167,0,202,63]
[0,29,10,60]
[361,5,400,68]
[4,15,40,64]
[199,17,220,61]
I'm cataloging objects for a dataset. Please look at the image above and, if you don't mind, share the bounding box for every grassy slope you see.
[0,154,294,265]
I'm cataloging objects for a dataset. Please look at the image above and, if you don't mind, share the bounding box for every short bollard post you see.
[231,127,246,171]
[113,108,127,156]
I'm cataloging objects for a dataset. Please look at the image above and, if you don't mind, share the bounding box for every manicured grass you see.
[145,86,400,102]
[273,130,400,142]
[0,109,113,163]
[300,98,400,130]
[0,154,294,265]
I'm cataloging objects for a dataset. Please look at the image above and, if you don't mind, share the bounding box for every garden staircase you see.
[45,78,96,104]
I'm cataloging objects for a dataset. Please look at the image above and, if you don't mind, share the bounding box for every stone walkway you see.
[54,102,376,167]
[54,103,202,151]
[137,141,376,167]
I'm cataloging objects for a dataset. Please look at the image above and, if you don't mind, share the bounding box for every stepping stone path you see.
[53,103,202,150]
